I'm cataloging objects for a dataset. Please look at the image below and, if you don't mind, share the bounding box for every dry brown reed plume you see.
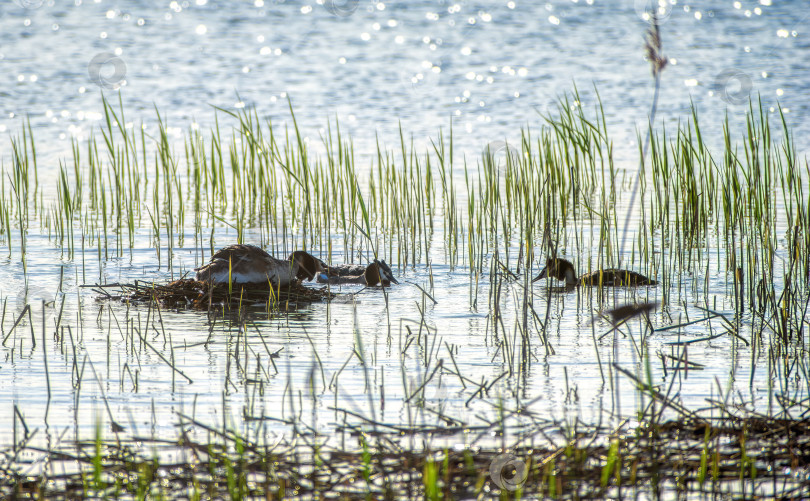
[644,13,669,77]
[618,11,669,261]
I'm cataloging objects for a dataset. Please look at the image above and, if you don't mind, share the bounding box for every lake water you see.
[1,0,808,456]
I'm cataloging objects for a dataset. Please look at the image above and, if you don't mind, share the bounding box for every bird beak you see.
[381,260,398,284]
[531,268,548,283]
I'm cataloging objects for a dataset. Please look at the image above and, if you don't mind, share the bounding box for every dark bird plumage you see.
[317,259,398,287]
[532,257,657,288]
[195,244,326,287]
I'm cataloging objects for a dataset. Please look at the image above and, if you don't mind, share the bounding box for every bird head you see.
[364,259,398,286]
[532,257,575,283]
[289,251,328,281]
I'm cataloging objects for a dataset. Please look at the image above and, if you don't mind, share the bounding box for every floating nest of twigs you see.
[90,279,335,311]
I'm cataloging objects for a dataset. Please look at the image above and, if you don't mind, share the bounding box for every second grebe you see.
[195,244,327,288]
[532,257,657,288]
[317,259,398,287]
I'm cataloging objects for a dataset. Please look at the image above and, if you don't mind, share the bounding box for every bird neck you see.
[364,265,380,286]
[563,266,579,286]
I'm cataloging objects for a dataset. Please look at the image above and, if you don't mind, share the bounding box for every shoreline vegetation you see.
[3,91,806,294]
[3,410,809,499]
[0,89,807,498]
[2,14,810,490]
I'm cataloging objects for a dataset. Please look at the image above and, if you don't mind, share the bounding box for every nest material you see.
[95,278,335,310]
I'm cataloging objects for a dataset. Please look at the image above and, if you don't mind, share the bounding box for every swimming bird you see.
[317,259,398,287]
[194,244,327,288]
[532,257,657,288]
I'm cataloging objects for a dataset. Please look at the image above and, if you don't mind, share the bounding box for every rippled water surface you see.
[1,0,808,451]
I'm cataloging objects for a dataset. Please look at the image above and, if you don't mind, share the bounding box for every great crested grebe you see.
[532,257,657,288]
[194,244,327,288]
[316,259,398,287]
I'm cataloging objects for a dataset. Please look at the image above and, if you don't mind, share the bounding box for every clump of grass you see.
[90,278,334,312]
